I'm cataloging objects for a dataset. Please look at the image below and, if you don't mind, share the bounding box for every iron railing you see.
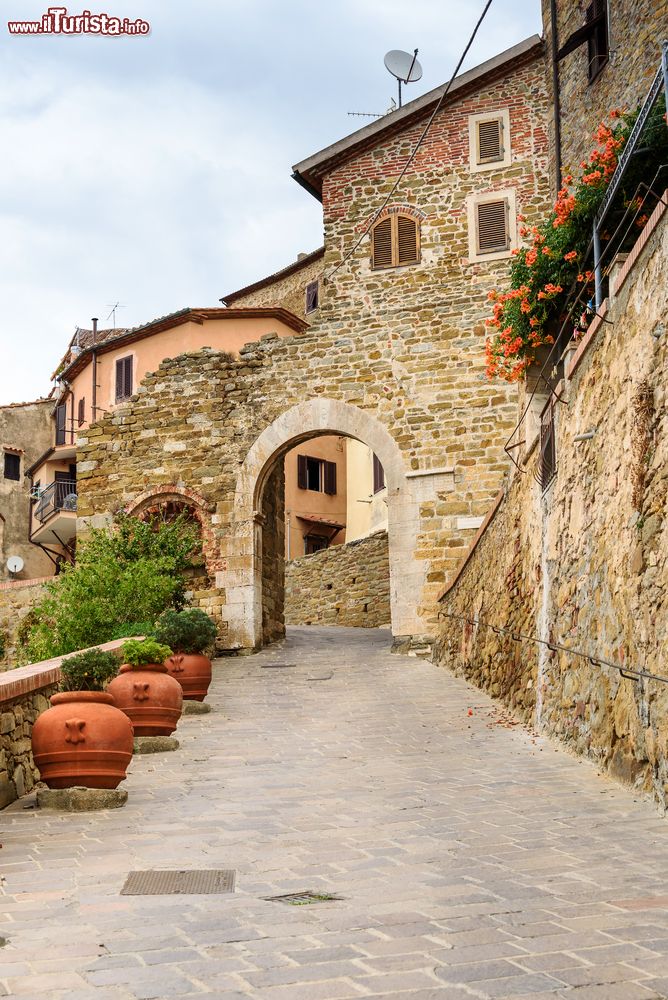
[539,401,557,491]
[504,41,668,477]
[34,480,78,524]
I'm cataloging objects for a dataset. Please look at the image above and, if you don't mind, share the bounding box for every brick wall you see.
[285,531,390,628]
[435,203,668,807]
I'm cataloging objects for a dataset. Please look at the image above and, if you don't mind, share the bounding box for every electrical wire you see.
[438,609,668,686]
[324,0,494,284]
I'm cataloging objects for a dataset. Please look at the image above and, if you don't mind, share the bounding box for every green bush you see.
[21,514,200,663]
[109,621,157,641]
[154,608,217,655]
[60,648,119,692]
[120,638,173,667]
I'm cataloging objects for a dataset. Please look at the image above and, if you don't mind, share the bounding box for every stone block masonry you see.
[75,45,551,651]
[0,578,48,669]
[435,201,668,809]
[285,530,390,628]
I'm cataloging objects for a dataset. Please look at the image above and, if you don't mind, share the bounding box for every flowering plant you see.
[485,101,667,382]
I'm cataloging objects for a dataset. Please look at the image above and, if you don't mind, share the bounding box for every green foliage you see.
[20,514,200,663]
[154,608,217,655]
[109,621,157,641]
[121,638,173,667]
[486,99,668,381]
[60,648,119,692]
[0,631,5,661]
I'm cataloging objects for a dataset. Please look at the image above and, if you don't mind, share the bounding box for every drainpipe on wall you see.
[549,0,563,192]
[91,317,98,421]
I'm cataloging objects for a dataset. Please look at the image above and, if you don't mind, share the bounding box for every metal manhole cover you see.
[261,663,297,669]
[121,869,236,895]
[264,890,343,906]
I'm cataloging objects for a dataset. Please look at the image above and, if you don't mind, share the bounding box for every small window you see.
[371,213,420,270]
[372,454,385,494]
[540,400,557,491]
[305,280,319,314]
[55,402,67,446]
[305,534,329,555]
[77,397,85,427]
[476,199,510,255]
[586,0,608,82]
[115,356,133,402]
[297,455,337,495]
[469,110,511,172]
[4,452,20,481]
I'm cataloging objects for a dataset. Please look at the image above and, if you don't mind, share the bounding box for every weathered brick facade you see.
[75,41,551,652]
[285,531,390,628]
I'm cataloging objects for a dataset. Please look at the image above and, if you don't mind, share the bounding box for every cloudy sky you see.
[0,0,541,405]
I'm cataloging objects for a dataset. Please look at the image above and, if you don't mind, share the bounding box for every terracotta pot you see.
[165,653,212,701]
[106,663,183,736]
[32,691,134,790]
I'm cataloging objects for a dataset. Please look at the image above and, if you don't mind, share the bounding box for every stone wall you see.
[224,250,325,322]
[435,200,668,807]
[0,398,54,582]
[75,47,551,652]
[285,530,390,628]
[0,639,128,809]
[0,578,48,669]
[261,461,286,646]
[541,0,668,190]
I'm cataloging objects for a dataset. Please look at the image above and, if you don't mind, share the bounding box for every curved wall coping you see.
[0,639,133,705]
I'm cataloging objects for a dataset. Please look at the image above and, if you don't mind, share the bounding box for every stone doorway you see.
[226,399,427,652]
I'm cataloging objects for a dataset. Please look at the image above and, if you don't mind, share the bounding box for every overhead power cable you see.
[438,609,668,687]
[324,0,494,283]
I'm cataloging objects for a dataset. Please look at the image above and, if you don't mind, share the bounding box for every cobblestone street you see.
[4,626,668,999]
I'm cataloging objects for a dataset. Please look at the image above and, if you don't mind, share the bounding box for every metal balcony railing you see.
[34,480,78,524]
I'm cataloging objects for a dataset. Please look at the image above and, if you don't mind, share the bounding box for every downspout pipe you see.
[91,317,98,421]
[550,0,563,192]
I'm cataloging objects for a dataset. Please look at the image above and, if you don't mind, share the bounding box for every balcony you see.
[31,479,78,547]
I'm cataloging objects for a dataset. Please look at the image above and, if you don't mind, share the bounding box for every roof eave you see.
[292,34,544,197]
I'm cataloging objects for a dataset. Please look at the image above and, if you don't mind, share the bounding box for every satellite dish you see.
[384,49,423,108]
[7,555,24,575]
[384,50,423,83]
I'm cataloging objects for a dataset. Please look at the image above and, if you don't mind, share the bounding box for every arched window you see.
[371,212,420,270]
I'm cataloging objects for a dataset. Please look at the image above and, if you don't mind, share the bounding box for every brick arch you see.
[226,398,427,651]
[124,485,222,574]
[358,203,427,233]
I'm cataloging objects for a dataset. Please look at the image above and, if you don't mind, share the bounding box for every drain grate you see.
[121,869,236,895]
[265,890,343,906]
[261,663,297,669]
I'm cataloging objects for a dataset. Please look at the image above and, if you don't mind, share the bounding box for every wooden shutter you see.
[77,397,85,426]
[115,357,133,402]
[476,200,510,254]
[323,460,337,496]
[477,118,503,164]
[55,403,67,445]
[397,215,419,265]
[371,217,393,269]
[373,454,385,494]
[297,454,308,490]
[305,281,319,313]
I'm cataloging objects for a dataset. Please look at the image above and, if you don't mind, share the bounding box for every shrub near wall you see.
[285,531,390,628]
[0,579,49,669]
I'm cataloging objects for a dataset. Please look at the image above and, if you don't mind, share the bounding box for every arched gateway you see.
[228,398,424,650]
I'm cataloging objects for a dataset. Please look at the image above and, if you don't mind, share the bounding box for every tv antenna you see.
[106,302,125,328]
[384,48,422,108]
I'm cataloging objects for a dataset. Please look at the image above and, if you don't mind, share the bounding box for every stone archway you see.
[224,398,427,651]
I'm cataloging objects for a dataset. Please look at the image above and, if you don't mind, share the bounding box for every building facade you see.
[75,36,552,652]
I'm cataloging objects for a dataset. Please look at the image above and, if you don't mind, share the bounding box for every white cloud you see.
[0,0,540,403]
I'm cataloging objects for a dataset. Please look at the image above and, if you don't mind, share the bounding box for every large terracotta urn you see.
[106,663,183,736]
[164,653,212,702]
[32,691,134,789]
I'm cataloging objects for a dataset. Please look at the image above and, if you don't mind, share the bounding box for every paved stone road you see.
[3,626,668,999]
